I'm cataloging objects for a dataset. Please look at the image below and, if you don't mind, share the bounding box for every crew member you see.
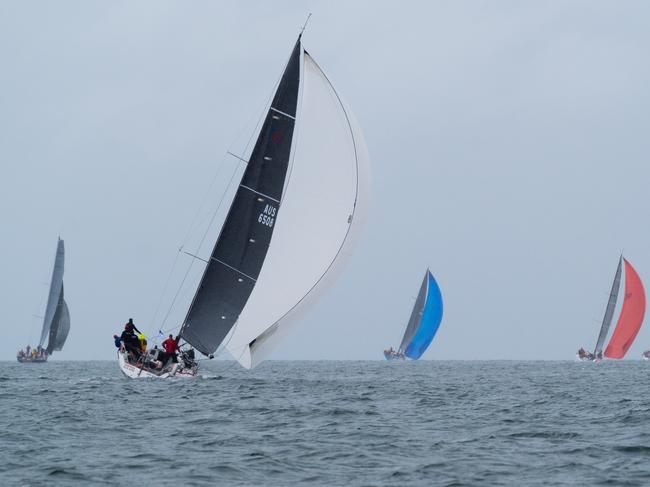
[121,323,141,358]
[137,332,147,353]
[126,318,141,335]
[162,334,179,363]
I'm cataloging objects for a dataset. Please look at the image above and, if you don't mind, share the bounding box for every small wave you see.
[208,464,244,475]
[615,445,650,454]
[47,468,88,480]
[199,374,224,380]
[506,431,580,440]
[329,408,357,416]
[4,360,650,486]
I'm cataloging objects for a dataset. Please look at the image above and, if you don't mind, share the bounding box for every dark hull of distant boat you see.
[575,353,599,362]
[383,351,405,361]
[17,356,48,363]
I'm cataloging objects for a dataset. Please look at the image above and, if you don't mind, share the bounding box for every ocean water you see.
[2,360,650,486]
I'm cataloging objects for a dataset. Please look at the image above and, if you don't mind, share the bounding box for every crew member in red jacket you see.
[162,334,179,364]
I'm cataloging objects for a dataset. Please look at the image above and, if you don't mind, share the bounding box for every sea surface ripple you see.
[2,360,650,486]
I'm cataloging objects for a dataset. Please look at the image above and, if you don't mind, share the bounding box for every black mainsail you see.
[593,256,623,357]
[180,39,302,355]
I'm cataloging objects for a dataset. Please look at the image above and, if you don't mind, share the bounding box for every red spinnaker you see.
[604,259,646,359]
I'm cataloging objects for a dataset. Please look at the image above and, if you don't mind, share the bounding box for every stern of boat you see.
[117,350,197,378]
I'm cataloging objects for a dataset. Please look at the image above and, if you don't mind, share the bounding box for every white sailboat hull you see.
[117,350,196,379]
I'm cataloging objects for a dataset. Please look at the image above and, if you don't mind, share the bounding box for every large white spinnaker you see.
[225,50,371,369]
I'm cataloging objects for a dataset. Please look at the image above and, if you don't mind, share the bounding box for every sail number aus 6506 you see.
[258,204,277,227]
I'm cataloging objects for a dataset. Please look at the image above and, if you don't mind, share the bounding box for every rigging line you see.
[269,107,296,120]
[300,13,312,36]
[210,257,257,282]
[227,151,249,164]
[233,33,306,161]
[160,160,239,336]
[156,39,296,337]
[30,274,51,346]
[179,65,285,250]
[159,161,243,331]
[148,246,183,334]
[148,68,282,337]
[182,154,231,247]
[239,184,280,204]
[147,146,235,336]
[154,90,273,335]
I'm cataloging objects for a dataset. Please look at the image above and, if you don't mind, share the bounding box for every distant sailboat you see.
[118,33,370,377]
[384,269,443,360]
[17,238,70,363]
[577,256,646,361]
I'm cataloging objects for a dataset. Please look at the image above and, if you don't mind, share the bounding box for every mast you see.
[179,37,302,356]
[593,256,623,357]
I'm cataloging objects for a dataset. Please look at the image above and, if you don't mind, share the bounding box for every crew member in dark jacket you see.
[121,322,141,358]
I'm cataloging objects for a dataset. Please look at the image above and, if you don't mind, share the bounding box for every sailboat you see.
[118,32,370,378]
[577,256,646,361]
[384,268,443,360]
[17,238,70,363]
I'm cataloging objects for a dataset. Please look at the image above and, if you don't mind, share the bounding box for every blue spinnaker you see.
[404,271,443,359]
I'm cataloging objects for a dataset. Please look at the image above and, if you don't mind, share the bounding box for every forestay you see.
[593,257,622,357]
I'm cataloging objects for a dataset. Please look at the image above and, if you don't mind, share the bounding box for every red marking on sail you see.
[604,259,646,359]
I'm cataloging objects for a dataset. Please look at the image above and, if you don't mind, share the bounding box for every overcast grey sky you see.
[1,1,649,361]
